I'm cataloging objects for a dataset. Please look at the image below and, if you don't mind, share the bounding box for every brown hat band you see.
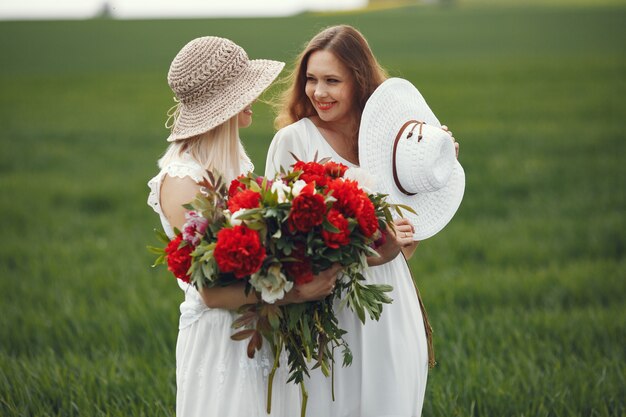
[392,120,424,196]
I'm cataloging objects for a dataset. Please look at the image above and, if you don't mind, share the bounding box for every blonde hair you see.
[274,25,388,130]
[158,115,248,182]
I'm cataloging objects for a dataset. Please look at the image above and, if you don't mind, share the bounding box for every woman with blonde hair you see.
[148,36,338,417]
[266,25,459,416]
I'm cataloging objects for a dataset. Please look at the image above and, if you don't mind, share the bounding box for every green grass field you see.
[1,3,625,416]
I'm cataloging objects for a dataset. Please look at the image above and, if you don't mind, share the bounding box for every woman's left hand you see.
[441,125,460,159]
[368,218,415,266]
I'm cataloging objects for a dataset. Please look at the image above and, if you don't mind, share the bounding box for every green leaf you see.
[201,260,217,282]
[146,245,164,255]
[238,207,265,218]
[288,151,301,162]
[154,229,170,244]
[394,203,417,215]
[245,221,265,231]
[363,245,380,257]
[151,254,166,267]
[267,309,281,330]
[322,218,341,233]
[301,316,312,345]
[342,345,353,367]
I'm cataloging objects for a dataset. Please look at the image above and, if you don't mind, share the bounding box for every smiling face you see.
[305,50,355,125]
[237,103,254,128]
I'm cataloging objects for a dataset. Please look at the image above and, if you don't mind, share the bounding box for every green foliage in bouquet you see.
[152,159,411,416]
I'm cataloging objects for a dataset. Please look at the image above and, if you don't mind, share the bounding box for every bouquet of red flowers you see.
[151,158,411,415]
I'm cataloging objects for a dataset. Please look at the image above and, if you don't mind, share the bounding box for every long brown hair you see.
[274,25,388,130]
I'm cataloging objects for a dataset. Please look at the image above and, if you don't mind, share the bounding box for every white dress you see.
[148,152,300,417]
[265,118,429,417]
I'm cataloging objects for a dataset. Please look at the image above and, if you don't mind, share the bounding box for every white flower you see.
[229,208,247,226]
[290,179,308,197]
[271,180,291,203]
[344,167,378,194]
[249,264,294,304]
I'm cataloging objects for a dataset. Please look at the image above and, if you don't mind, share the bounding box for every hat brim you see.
[167,59,284,142]
[358,78,465,240]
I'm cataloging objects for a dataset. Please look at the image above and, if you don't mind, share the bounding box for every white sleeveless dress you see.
[265,118,429,417]
[148,152,300,417]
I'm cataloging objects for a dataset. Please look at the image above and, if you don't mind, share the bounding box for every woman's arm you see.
[160,174,256,309]
[367,218,415,266]
[199,266,339,309]
[160,174,338,310]
[280,264,341,304]
[199,265,340,309]
[160,174,202,231]
[401,241,419,260]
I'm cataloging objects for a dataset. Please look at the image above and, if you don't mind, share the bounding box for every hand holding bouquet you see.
[151,157,412,416]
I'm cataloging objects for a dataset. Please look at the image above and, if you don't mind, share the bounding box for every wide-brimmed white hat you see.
[166,36,284,142]
[359,78,465,240]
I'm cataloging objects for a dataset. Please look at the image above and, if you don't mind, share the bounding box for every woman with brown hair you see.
[265,25,458,416]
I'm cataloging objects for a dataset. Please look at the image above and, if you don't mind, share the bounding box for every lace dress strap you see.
[148,154,253,222]
[162,160,206,183]
[147,156,206,223]
[241,155,254,176]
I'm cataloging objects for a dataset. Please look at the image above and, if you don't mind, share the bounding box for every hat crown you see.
[395,123,455,194]
[167,36,248,104]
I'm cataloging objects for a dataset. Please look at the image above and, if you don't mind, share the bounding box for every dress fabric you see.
[265,118,429,417]
[148,152,300,417]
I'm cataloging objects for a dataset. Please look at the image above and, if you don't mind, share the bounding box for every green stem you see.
[331,349,335,402]
[301,320,312,362]
[266,340,283,414]
[300,381,309,417]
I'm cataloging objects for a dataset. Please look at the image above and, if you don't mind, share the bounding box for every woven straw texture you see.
[359,78,465,240]
[166,36,284,142]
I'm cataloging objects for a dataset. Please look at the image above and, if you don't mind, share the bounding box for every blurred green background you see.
[0,1,624,416]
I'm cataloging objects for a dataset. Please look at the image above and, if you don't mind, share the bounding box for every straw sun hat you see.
[165,36,284,142]
[358,78,465,240]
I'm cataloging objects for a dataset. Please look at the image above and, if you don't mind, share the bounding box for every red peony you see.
[228,175,247,197]
[322,209,351,248]
[284,245,314,285]
[294,161,327,187]
[357,196,379,237]
[324,161,348,178]
[165,235,193,283]
[214,225,266,278]
[288,191,326,233]
[326,178,364,219]
[228,189,261,213]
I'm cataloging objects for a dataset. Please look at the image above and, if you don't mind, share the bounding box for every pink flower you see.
[255,176,273,190]
[182,211,209,246]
